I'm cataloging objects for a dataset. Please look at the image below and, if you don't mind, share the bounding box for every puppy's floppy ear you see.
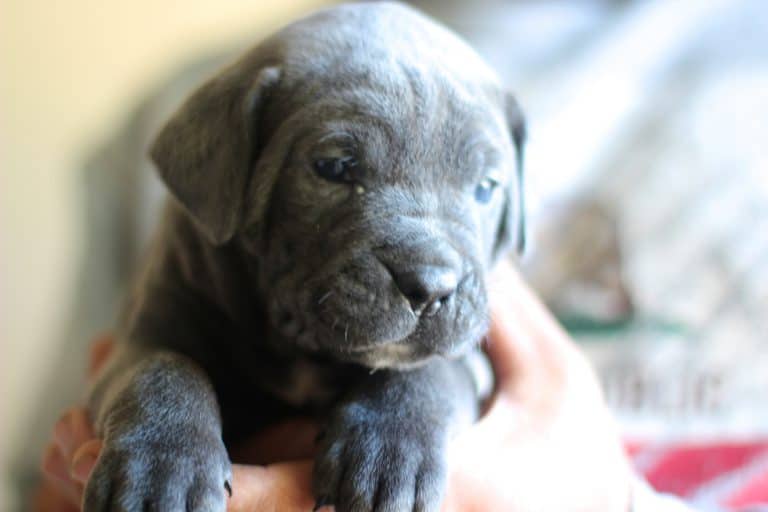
[150,63,281,245]
[493,93,527,259]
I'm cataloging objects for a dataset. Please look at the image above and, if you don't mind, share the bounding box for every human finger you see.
[41,443,83,507]
[88,333,115,380]
[53,408,95,467]
[227,460,316,512]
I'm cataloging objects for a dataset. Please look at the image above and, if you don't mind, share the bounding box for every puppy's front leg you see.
[314,354,484,512]
[83,343,231,512]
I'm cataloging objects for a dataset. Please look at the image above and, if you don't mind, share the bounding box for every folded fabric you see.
[628,440,768,510]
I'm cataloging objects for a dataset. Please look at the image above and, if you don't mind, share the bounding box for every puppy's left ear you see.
[493,93,527,259]
[150,63,281,245]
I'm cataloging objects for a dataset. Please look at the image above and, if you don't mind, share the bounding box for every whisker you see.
[318,291,334,304]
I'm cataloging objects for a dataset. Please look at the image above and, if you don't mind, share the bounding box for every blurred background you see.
[2,0,766,510]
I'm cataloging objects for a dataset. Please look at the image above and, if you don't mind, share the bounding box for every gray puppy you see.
[85,2,526,511]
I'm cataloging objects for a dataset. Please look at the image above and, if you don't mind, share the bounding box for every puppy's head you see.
[151,2,525,368]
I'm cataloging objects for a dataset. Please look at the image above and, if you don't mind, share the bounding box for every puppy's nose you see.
[391,265,458,314]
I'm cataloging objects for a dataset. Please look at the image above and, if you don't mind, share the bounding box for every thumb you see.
[486,261,574,398]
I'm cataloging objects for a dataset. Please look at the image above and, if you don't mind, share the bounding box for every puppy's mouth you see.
[341,335,477,369]
[269,264,487,368]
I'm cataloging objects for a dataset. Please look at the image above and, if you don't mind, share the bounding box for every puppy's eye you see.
[474,177,499,203]
[313,156,358,183]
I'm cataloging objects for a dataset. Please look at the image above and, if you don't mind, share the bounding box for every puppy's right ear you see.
[493,93,527,260]
[150,63,281,245]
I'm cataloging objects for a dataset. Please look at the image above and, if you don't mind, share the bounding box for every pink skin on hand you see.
[38,263,632,512]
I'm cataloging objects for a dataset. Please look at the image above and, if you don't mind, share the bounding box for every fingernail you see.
[70,452,97,483]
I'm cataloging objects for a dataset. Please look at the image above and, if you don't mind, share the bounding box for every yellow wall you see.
[0,0,327,504]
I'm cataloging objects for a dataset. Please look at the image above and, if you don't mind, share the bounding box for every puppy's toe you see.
[185,477,228,512]
[412,459,446,512]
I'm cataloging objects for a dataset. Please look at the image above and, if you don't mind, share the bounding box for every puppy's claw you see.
[314,495,332,511]
[224,479,233,498]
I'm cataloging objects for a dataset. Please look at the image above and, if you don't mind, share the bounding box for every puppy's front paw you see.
[82,427,231,512]
[314,403,447,512]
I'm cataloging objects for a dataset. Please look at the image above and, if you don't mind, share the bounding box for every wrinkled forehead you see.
[305,55,503,121]
[276,63,511,176]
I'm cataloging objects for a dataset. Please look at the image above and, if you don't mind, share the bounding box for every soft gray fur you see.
[85,3,526,511]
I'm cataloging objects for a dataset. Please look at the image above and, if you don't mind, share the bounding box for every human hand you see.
[40,262,632,511]
[37,336,112,512]
[442,260,632,511]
